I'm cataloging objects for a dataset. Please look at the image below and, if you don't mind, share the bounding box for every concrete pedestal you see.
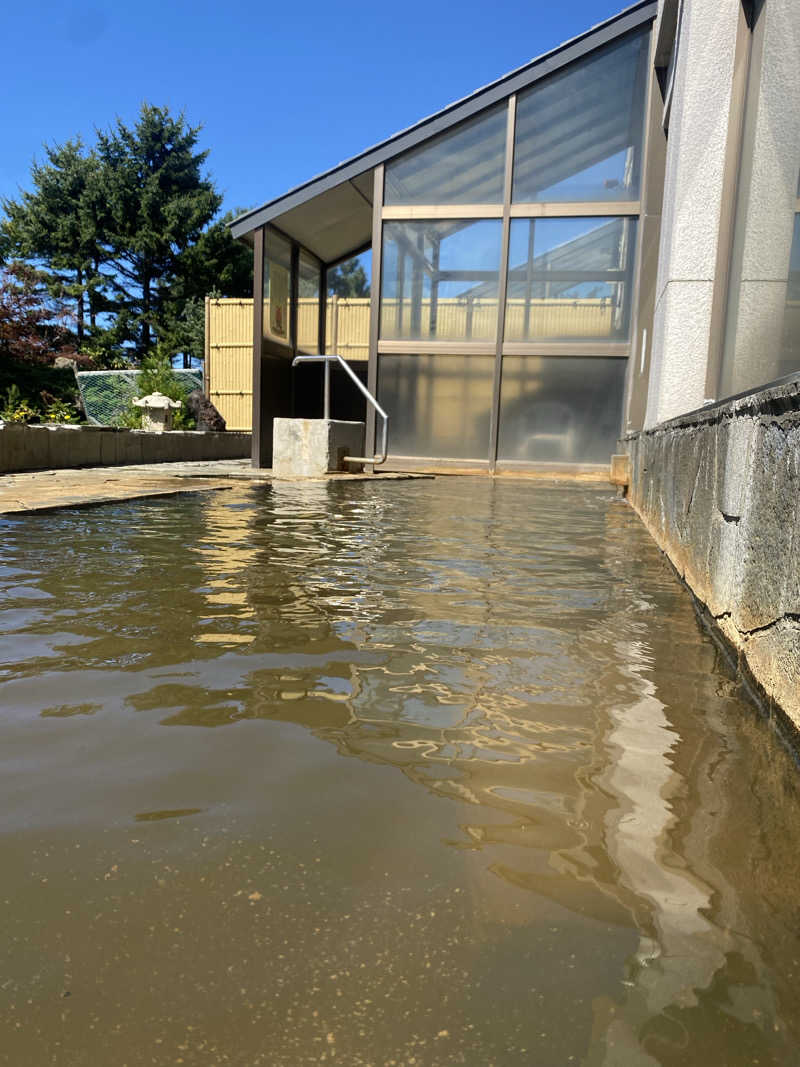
[272,418,365,477]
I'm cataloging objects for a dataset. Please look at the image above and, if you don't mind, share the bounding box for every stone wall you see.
[625,378,800,731]
[0,424,251,474]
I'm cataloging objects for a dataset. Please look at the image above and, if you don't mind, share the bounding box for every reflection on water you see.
[1,479,799,1065]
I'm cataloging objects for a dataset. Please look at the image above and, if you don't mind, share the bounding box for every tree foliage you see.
[0,262,78,365]
[1,105,253,369]
[120,352,196,429]
[95,105,221,360]
[2,140,106,345]
[328,257,370,298]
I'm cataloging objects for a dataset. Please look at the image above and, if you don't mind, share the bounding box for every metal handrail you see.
[291,353,389,466]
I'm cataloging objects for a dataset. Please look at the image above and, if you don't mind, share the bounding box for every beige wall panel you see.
[207,299,254,431]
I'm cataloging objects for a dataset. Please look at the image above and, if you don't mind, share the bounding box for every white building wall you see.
[720,0,800,394]
[645,0,742,427]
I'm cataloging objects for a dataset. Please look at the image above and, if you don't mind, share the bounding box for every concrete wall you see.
[0,424,251,474]
[625,378,800,730]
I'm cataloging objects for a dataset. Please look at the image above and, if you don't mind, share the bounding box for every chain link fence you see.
[76,369,203,426]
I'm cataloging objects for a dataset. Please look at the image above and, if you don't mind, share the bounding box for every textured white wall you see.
[645,0,741,427]
[721,0,800,394]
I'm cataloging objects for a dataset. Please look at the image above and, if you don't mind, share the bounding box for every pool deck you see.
[0,460,431,515]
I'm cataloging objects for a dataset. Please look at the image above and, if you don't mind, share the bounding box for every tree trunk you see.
[142,271,151,356]
[76,267,84,344]
[89,259,98,331]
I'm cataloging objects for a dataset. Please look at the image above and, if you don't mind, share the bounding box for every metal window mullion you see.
[318,263,327,356]
[251,226,265,468]
[621,24,655,432]
[367,164,385,469]
[489,95,517,472]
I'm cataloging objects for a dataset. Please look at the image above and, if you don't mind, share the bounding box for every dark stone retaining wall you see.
[624,379,800,731]
[0,424,251,474]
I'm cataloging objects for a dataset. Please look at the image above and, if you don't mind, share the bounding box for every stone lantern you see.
[133,391,182,433]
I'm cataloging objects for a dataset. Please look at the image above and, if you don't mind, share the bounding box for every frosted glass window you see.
[297,250,321,353]
[512,30,648,203]
[505,217,636,341]
[378,354,494,460]
[381,220,502,341]
[384,105,507,205]
[262,228,293,346]
[498,356,626,464]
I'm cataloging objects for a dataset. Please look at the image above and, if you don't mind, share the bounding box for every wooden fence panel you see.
[205,296,619,432]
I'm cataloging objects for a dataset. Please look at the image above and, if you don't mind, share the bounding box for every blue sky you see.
[2,0,635,220]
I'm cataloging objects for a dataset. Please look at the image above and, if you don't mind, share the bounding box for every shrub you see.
[42,398,77,423]
[121,352,196,430]
[1,384,39,423]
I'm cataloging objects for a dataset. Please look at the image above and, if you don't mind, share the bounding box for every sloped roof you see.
[230,0,657,262]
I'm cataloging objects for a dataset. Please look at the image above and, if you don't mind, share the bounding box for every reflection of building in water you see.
[178,482,799,1056]
[188,492,262,647]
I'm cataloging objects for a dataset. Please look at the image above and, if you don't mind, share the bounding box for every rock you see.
[186,389,226,432]
[54,356,77,370]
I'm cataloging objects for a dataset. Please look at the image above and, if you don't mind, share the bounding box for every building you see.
[230,1,655,470]
[230,0,798,474]
[231,0,800,724]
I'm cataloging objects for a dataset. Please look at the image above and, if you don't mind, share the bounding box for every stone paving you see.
[0,460,429,515]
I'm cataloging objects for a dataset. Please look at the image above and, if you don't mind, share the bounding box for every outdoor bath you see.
[2,477,799,1065]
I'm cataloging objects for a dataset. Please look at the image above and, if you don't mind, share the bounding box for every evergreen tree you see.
[96,104,221,360]
[174,210,252,300]
[2,107,252,369]
[1,140,107,344]
[328,257,370,298]
[164,209,253,365]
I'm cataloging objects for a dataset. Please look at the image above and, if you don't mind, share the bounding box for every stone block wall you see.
[0,424,251,474]
[625,378,800,731]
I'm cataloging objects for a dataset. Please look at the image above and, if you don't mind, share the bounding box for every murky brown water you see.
[1,478,800,1066]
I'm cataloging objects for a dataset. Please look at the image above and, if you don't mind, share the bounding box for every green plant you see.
[1,384,40,423]
[117,405,143,429]
[42,399,76,423]
[120,353,196,430]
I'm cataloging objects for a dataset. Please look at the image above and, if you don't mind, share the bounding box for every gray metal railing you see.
[291,353,389,466]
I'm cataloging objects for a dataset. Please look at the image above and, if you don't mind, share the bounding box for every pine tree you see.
[1,140,107,344]
[96,104,221,360]
[328,257,370,298]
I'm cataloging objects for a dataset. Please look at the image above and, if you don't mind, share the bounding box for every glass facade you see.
[384,106,507,205]
[263,229,293,346]
[498,357,627,463]
[372,29,649,466]
[512,29,648,203]
[719,0,800,397]
[249,19,654,467]
[378,354,494,460]
[505,217,636,341]
[380,220,502,341]
[297,250,321,353]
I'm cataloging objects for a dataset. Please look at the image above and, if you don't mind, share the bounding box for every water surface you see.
[1,478,799,1065]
